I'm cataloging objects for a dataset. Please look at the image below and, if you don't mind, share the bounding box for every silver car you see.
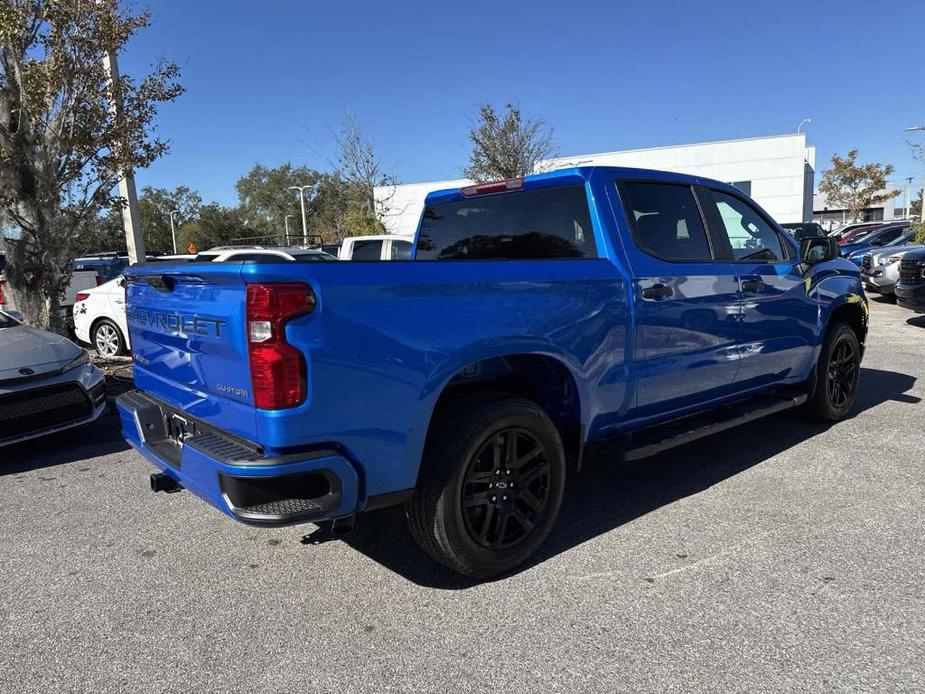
[860,245,924,296]
[0,309,106,447]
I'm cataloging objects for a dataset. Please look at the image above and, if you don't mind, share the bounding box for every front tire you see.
[803,322,860,421]
[405,394,567,579]
[92,319,126,357]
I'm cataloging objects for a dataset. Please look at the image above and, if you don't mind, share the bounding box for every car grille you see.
[862,254,872,270]
[0,382,92,441]
[899,259,921,285]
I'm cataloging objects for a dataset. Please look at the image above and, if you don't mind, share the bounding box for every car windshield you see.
[292,251,337,262]
[0,312,18,329]
[886,232,914,246]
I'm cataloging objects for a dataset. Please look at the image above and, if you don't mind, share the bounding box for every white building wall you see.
[375,134,814,235]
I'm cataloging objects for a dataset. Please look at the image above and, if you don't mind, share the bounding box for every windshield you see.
[886,232,914,247]
[0,312,18,329]
[293,252,337,262]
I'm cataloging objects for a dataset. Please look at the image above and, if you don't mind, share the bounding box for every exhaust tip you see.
[150,472,183,494]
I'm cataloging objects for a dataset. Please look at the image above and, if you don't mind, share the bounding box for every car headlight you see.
[61,349,90,373]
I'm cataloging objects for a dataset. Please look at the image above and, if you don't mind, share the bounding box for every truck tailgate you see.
[125,263,258,442]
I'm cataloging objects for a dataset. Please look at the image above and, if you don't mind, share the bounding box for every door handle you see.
[740,278,764,293]
[641,284,673,300]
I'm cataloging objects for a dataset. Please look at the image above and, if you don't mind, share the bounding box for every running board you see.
[609,391,808,462]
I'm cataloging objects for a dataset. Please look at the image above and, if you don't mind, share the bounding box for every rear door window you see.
[350,240,383,260]
[416,185,596,260]
[618,182,713,262]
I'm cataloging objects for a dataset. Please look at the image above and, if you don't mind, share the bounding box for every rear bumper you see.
[116,390,362,526]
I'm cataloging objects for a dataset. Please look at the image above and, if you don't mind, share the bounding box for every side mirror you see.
[6,310,23,322]
[800,236,839,265]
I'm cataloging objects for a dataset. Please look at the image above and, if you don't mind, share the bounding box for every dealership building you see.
[376,133,817,236]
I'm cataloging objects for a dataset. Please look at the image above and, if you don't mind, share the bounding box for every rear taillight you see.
[460,177,524,197]
[75,292,90,303]
[246,283,315,410]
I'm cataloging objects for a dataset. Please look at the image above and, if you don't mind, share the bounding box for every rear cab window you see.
[416,184,597,260]
[350,240,383,260]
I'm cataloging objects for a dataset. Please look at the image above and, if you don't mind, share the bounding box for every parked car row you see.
[0,307,107,448]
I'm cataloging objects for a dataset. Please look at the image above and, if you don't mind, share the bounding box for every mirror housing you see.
[800,236,839,265]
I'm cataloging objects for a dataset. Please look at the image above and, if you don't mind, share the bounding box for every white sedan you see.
[73,247,336,356]
[73,275,130,356]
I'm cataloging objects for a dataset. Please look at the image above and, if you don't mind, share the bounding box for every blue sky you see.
[123,0,925,205]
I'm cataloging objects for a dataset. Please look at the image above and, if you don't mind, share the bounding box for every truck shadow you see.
[343,367,920,589]
[0,407,130,475]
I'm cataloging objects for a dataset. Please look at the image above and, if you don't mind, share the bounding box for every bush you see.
[914,223,925,245]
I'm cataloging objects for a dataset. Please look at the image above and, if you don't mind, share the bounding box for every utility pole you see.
[100,34,145,264]
[906,126,925,223]
[288,184,313,247]
[169,210,180,254]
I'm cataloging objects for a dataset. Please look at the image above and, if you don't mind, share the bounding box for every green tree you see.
[138,185,201,253]
[235,163,324,238]
[68,206,126,257]
[178,203,246,251]
[817,149,899,223]
[0,0,182,330]
[234,163,383,244]
[464,103,556,181]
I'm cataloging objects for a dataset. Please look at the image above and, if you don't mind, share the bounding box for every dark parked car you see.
[839,222,911,257]
[896,247,925,311]
[782,222,826,240]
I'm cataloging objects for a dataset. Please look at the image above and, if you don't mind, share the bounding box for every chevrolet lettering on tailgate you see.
[127,307,227,338]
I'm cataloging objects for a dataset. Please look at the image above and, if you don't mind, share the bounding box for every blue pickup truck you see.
[117,167,866,578]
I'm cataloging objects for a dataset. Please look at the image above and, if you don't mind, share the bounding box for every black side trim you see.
[364,488,415,512]
[609,389,808,462]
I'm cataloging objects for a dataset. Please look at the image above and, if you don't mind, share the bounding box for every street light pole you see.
[288,185,313,247]
[797,118,812,134]
[169,210,180,254]
[284,214,294,243]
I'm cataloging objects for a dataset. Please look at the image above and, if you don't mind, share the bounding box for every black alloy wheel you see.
[461,428,551,550]
[826,336,858,409]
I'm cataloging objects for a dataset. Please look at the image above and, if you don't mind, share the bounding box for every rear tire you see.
[92,319,126,357]
[803,322,860,421]
[405,394,566,579]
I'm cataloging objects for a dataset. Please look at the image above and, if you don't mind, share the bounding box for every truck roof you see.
[423,166,744,207]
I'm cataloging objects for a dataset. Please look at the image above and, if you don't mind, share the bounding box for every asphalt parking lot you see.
[1,298,923,694]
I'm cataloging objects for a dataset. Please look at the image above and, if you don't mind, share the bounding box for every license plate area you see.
[166,413,195,446]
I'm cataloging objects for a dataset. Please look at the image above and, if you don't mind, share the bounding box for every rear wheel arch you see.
[422,353,584,474]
